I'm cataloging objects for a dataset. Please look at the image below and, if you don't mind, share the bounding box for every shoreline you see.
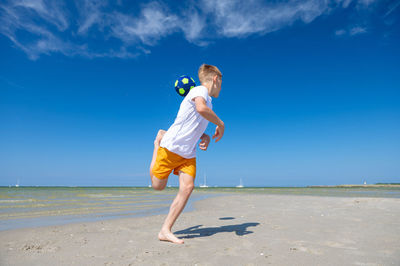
[308,184,400,188]
[1,187,399,231]
[2,184,399,188]
[1,193,399,265]
[0,192,217,232]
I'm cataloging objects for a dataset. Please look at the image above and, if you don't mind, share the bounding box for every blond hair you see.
[198,64,222,84]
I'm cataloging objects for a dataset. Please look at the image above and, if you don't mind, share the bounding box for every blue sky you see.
[0,0,399,187]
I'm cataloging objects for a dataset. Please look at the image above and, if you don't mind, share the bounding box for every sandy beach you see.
[1,193,399,265]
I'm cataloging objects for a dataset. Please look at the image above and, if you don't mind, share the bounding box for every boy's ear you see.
[213,75,218,83]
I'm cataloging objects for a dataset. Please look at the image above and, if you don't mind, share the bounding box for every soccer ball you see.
[174,75,196,97]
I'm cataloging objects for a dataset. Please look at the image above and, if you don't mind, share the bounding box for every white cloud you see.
[0,0,387,60]
[14,0,69,31]
[356,0,377,7]
[78,47,139,59]
[335,29,347,35]
[0,76,25,89]
[0,1,75,60]
[341,0,353,8]
[349,26,367,35]
[76,0,107,35]
[335,25,367,37]
[384,0,400,17]
[201,0,333,37]
[110,2,179,46]
[178,10,207,46]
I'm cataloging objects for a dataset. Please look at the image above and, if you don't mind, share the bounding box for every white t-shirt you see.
[160,85,212,159]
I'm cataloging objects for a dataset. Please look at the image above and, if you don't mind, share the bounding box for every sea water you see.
[198,186,400,198]
[1,186,399,231]
[0,187,210,231]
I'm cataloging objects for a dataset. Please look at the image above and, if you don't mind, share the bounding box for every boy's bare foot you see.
[154,129,166,146]
[158,230,184,244]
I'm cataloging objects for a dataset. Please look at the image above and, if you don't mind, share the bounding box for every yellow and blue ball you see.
[175,75,196,97]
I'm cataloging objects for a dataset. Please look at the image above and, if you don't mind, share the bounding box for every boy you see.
[149,64,224,244]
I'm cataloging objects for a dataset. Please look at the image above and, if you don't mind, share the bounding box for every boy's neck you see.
[201,82,212,97]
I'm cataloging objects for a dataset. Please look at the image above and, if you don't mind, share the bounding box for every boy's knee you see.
[151,176,167,191]
[152,182,166,191]
[152,184,165,191]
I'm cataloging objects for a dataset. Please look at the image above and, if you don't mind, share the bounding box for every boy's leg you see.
[158,171,195,244]
[150,129,167,190]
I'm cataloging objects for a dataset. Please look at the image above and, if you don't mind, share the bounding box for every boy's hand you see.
[199,134,210,150]
[213,124,224,142]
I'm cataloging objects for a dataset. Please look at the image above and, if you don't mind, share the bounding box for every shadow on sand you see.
[174,222,260,239]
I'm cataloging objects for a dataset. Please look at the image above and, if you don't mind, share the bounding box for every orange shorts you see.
[152,147,196,179]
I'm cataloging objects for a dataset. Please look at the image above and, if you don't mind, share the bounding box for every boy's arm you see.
[194,97,224,142]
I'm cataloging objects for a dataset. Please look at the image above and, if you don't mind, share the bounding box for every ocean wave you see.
[0,199,35,203]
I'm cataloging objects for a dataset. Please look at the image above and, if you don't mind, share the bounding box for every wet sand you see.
[1,194,399,265]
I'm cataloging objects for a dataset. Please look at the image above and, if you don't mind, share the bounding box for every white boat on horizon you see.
[236,178,244,188]
[200,173,208,188]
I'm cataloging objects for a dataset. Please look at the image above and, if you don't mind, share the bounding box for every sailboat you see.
[236,178,244,188]
[15,179,20,188]
[200,173,208,188]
